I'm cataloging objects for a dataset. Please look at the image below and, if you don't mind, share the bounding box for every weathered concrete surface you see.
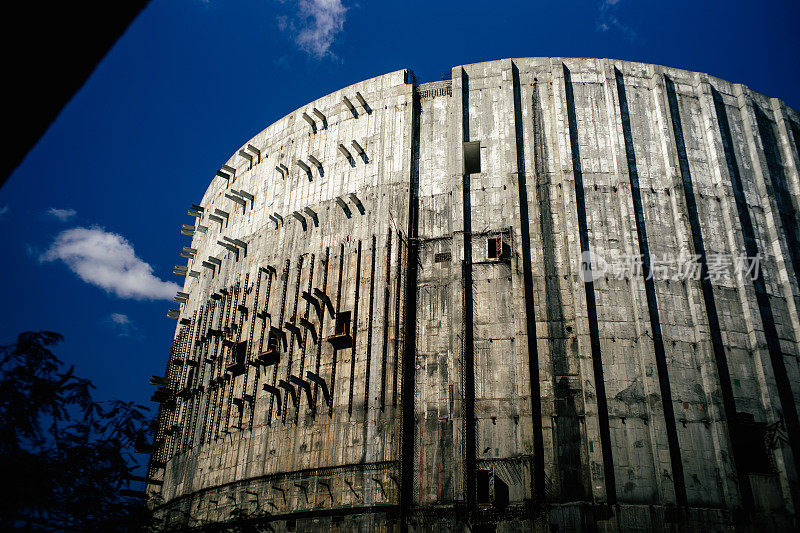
[148,58,800,531]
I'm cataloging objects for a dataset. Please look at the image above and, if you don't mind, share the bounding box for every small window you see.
[267,330,280,352]
[476,469,491,504]
[488,235,502,259]
[234,341,247,364]
[463,141,481,174]
[732,413,773,474]
[335,311,351,337]
[434,251,452,264]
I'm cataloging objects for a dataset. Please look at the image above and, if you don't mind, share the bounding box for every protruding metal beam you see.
[190,204,205,213]
[217,240,238,256]
[312,108,326,128]
[246,144,261,162]
[237,189,254,202]
[301,112,317,133]
[342,95,356,116]
[196,225,208,233]
[225,193,247,207]
[291,211,307,230]
[306,371,331,408]
[224,236,248,251]
[308,154,323,171]
[299,317,317,344]
[288,374,313,407]
[188,270,200,278]
[275,165,285,179]
[278,379,298,408]
[302,291,323,322]
[284,321,303,349]
[303,207,318,226]
[355,91,370,113]
[208,214,224,228]
[207,256,222,266]
[351,139,365,156]
[338,144,352,160]
[214,209,229,219]
[313,288,335,318]
[335,196,352,217]
[221,164,236,177]
[348,193,364,214]
[263,384,282,415]
[296,159,312,180]
[291,211,307,231]
[215,170,231,181]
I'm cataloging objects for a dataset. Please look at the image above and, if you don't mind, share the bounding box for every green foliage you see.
[0,331,154,531]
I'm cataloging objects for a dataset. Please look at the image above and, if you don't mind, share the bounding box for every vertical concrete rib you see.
[365,235,377,411]
[713,87,800,494]
[458,68,478,512]
[663,76,754,508]
[268,259,291,425]
[753,104,800,311]
[614,68,688,506]
[399,85,421,527]
[392,235,403,408]
[510,61,546,503]
[330,245,344,417]
[562,63,617,504]
[312,247,328,417]
[282,258,302,424]
[380,231,392,411]
[348,239,362,415]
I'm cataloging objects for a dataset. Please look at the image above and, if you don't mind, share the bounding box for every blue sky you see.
[1,0,798,409]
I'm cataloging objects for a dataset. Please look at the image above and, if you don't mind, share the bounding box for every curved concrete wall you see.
[149,58,800,531]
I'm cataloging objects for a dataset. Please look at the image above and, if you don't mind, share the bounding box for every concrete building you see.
[147,58,800,531]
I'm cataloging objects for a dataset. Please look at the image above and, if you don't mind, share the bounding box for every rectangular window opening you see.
[463,141,481,174]
[335,311,351,337]
[476,469,491,504]
[488,235,502,259]
[733,412,773,474]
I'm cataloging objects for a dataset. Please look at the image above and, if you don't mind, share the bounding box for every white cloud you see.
[47,207,77,222]
[110,313,131,325]
[282,0,348,59]
[0,205,8,217]
[597,0,637,41]
[106,313,140,337]
[41,226,180,301]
